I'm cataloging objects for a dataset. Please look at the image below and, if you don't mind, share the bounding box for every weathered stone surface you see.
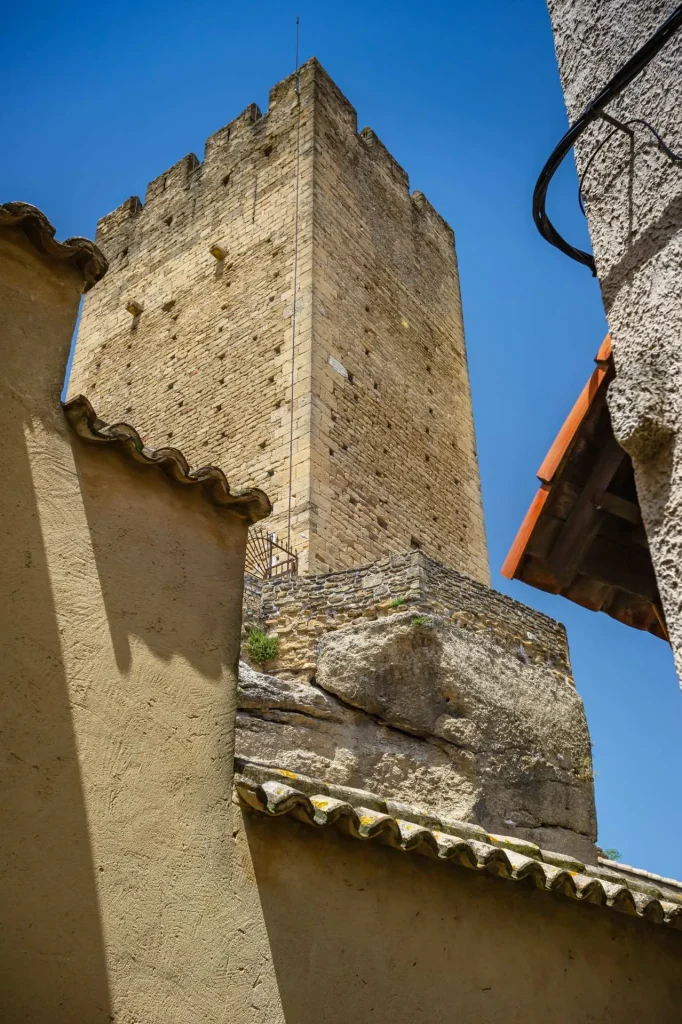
[68,59,488,583]
[547,0,682,689]
[239,661,352,723]
[237,660,476,820]
[236,609,597,861]
[244,550,570,678]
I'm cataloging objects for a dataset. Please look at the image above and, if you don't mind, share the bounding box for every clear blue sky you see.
[3,0,680,877]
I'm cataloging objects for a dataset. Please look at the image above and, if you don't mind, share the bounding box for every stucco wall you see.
[231,803,682,1023]
[1,228,248,1021]
[545,0,682,685]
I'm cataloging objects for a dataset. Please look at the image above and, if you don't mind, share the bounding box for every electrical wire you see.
[533,3,682,273]
[286,17,301,553]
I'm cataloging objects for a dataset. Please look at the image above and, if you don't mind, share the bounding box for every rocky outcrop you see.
[236,611,597,862]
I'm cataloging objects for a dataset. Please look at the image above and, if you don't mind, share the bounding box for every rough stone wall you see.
[245,550,568,677]
[228,804,682,1023]
[309,70,489,581]
[1,227,250,1022]
[69,66,316,565]
[243,571,264,626]
[237,550,595,859]
[546,1,682,685]
[69,59,488,581]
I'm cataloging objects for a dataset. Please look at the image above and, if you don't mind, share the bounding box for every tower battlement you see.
[94,60,454,263]
[69,59,489,582]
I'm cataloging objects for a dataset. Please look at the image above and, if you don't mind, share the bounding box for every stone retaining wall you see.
[242,550,570,678]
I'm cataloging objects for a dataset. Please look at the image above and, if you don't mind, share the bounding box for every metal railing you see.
[245,528,298,580]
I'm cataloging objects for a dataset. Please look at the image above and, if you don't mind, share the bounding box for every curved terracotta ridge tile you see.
[0,201,108,290]
[234,769,682,931]
[63,393,272,524]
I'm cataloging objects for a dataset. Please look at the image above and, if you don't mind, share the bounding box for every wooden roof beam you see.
[546,435,625,588]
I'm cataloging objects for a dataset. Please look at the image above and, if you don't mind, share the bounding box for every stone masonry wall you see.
[244,550,570,677]
[69,65,316,565]
[307,70,489,580]
[69,59,488,581]
[238,551,595,859]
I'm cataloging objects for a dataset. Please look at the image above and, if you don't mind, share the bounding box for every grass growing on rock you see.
[576,754,594,784]
[246,627,279,665]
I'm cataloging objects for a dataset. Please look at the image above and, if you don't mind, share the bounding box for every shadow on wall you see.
[71,439,245,680]
[242,810,682,1023]
[0,410,112,1022]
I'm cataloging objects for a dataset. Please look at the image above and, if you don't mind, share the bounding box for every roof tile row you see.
[235,759,682,931]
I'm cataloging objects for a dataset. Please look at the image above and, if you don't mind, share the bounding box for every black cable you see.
[533,4,682,273]
[628,117,682,163]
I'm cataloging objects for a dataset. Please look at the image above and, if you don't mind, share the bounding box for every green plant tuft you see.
[411,615,431,627]
[246,627,279,665]
[576,754,594,784]
[390,595,408,608]
[602,847,622,862]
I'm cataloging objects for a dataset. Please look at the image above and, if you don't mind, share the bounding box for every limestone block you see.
[236,610,597,862]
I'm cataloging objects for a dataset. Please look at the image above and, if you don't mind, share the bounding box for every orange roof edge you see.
[536,334,611,485]
[502,334,612,582]
[501,483,551,580]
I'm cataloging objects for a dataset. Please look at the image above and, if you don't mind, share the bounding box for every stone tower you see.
[69,59,489,581]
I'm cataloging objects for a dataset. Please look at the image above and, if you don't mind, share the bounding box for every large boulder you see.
[237,612,597,862]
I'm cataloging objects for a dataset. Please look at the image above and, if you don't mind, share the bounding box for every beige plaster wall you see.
[546,0,682,686]
[232,804,682,1023]
[1,230,248,1021]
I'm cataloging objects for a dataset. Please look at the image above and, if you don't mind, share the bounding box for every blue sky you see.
[3,0,680,876]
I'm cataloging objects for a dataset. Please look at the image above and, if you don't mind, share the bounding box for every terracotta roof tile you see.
[0,202,108,290]
[537,338,611,485]
[64,394,271,524]
[501,336,665,639]
[235,759,682,930]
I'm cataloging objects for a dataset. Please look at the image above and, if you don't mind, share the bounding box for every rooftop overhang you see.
[501,336,667,641]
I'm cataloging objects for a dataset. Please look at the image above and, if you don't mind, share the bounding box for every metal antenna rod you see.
[286,16,302,553]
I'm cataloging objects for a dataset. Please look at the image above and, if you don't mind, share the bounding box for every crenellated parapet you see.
[359,127,410,191]
[69,58,487,582]
[91,59,455,267]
